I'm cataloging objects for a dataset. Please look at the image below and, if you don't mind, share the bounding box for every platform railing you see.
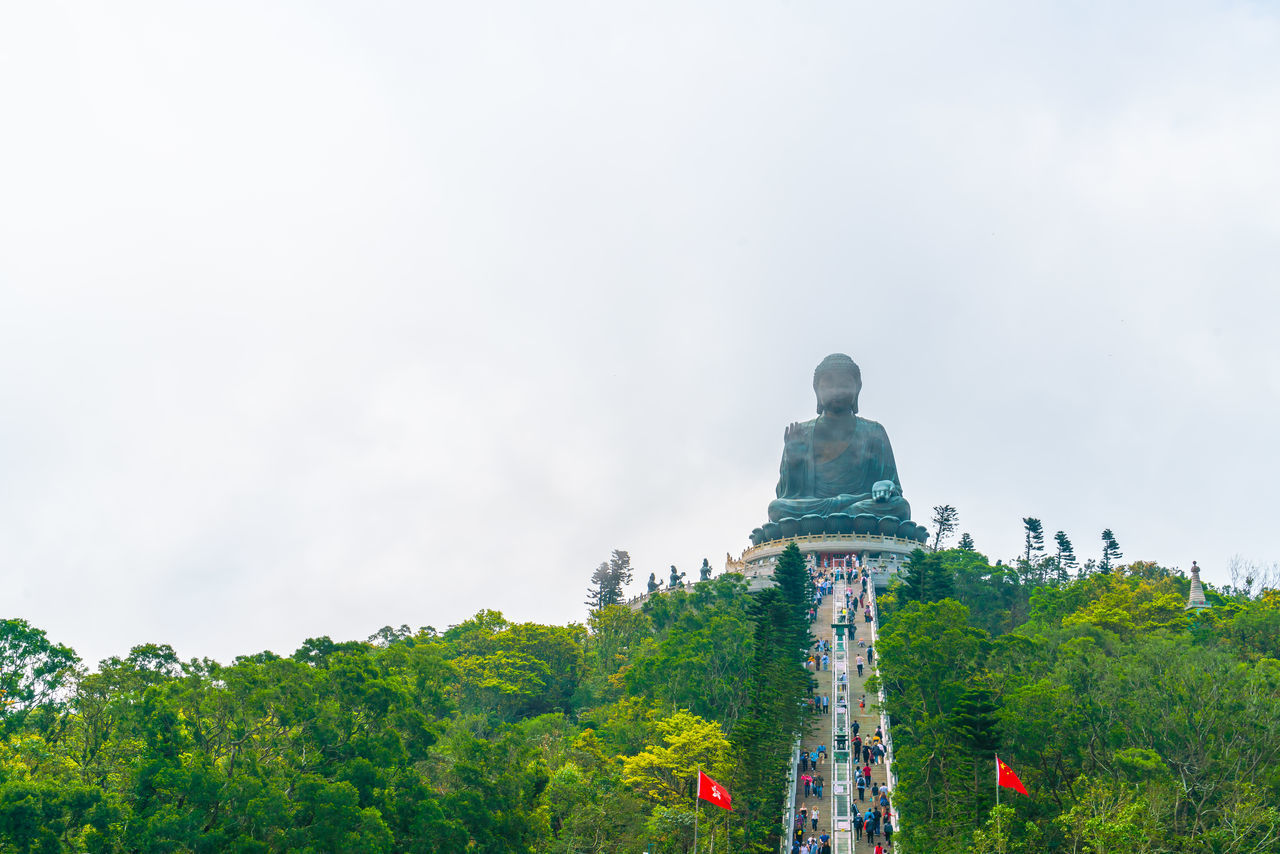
[745,532,926,552]
[780,734,802,853]
[866,582,900,841]
[831,579,855,853]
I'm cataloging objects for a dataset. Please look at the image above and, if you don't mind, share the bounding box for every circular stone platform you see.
[737,533,921,592]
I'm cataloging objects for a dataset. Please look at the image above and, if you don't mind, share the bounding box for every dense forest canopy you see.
[0,553,812,853]
[878,547,1280,854]
[2,539,1276,853]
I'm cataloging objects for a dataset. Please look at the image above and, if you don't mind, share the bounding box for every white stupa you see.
[1185,561,1211,611]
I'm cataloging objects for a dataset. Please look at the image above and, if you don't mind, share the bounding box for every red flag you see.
[996,757,1028,796]
[697,770,732,811]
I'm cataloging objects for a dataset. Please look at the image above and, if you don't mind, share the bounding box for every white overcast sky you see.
[2,2,1278,666]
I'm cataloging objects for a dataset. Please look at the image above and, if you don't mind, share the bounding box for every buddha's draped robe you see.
[767,415,911,522]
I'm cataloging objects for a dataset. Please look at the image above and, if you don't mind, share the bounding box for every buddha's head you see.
[813,353,862,415]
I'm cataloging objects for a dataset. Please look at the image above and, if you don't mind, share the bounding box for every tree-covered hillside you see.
[877,548,1280,854]
[0,565,811,853]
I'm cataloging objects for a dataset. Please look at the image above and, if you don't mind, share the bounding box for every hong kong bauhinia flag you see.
[996,757,1028,796]
[697,770,732,811]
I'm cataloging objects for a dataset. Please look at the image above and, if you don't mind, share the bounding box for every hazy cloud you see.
[2,1,1277,665]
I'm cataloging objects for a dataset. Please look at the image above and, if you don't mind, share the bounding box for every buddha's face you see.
[816,369,860,415]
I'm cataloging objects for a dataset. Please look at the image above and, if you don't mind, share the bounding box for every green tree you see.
[0,619,79,733]
[1053,777,1159,854]
[1100,529,1122,572]
[772,542,811,645]
[580,605,652,705]
[898,549,930,606]
[585,550,634,611]
[621,710,731,807]
[1022,518,1045,564]
[927,554,957,602]
[898,549,954,605]
[1053,531,1077,582]
[625,591,754,723]
[932,505,959,550]
[958,532,976,551]
[950,685,1001,807]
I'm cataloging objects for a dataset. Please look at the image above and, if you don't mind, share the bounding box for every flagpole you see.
[693,766,700,854]
[995,756,1002,854]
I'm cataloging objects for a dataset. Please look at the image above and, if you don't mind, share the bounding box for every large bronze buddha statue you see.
[767,353,912,523]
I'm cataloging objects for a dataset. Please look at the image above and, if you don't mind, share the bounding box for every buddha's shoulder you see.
[855,416,889,434]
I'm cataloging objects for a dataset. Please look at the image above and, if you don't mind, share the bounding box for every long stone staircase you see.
[784,564,898,852]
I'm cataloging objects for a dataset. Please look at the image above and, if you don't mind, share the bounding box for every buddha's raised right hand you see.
[785,422,809,457]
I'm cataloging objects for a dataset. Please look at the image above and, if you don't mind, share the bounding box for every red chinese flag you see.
[996,757,1028,796]
[697,770,732,811]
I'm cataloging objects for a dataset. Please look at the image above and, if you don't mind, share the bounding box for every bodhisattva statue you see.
[768,353,911,522]
[668,565,686,589]
[647,572,660,593]
[699,558,712,581]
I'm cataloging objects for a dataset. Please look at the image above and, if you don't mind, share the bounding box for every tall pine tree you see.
[772,542,810,649]
[584,549,634,610]
[1100,529,1123,572]
[1054,531,1077,583]
[899,549,930,605]
[931,505,959,551]
[1022,518,1045,563]
[950,685,1002,809]
[900,549,954,604]
[926,554,956,602]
